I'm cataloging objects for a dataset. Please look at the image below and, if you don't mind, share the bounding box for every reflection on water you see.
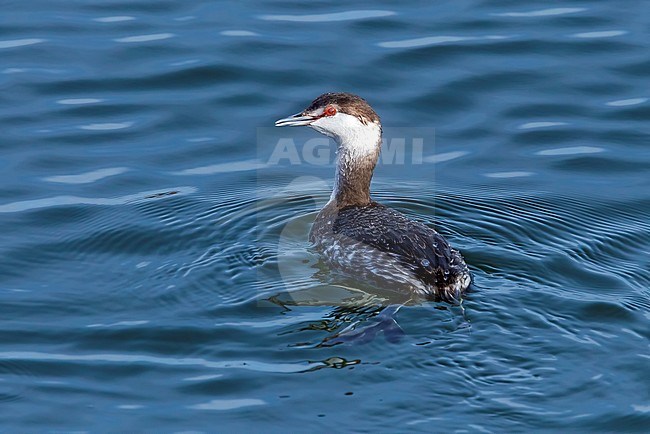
[0,0,649,431]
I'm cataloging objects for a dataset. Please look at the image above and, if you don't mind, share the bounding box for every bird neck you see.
[330,123,382,208]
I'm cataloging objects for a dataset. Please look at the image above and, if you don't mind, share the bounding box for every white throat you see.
[309,114,382,206]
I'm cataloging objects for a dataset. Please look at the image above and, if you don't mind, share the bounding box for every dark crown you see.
[305,92,380,125]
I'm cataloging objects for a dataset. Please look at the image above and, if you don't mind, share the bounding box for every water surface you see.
[1,1,649,431]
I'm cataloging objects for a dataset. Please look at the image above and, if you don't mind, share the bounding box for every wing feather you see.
[330,202,461,288]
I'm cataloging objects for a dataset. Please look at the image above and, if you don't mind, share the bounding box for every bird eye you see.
[324,106,337,116]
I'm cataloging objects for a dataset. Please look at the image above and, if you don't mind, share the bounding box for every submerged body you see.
[309,201,470,302]
[276,92,471,302]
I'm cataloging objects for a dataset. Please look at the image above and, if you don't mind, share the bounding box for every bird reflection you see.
[267,278,467,347]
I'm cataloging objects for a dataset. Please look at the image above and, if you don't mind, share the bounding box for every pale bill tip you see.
[274,113,313,127]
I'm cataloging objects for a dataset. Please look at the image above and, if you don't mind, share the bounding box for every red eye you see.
[324,105,337,116]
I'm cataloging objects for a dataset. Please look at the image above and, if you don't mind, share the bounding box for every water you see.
[1,1,649,431]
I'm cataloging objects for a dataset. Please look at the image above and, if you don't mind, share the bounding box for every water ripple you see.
[423,151,469,164]
[189,399,266,411]
[484,171,534,178]
[87,320,149,328]
[172,160,268,176]
[518,122,568,130]
[536,146,604,156]
[0,351,322,374]
[114,33,175,43]
[93,16,135,23]
[0,187,196,213]
[378,35,508,49]
[220,30,259,37]
[0,38,45,49]
[56,98,103,105]
[606,98,647,107]
[493,8,586,17]
[44,167,129,184]
[79,122,133,131]
[260,10,395,22]
[572,31,627,39]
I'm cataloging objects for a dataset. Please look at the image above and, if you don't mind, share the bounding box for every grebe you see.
[275,92,471,303]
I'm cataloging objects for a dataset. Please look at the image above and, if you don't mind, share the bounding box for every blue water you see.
[1,1,649,431]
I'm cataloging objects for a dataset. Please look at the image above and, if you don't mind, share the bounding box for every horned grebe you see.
[275,92,471,303]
